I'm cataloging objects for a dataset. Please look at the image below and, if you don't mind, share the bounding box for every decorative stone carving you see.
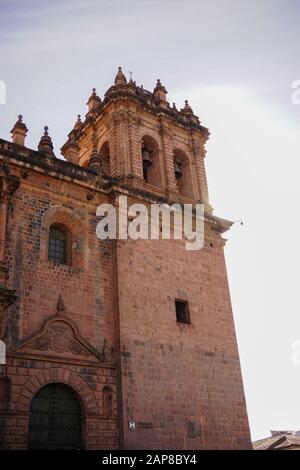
[11,314,109,364]
[31,320,87,355]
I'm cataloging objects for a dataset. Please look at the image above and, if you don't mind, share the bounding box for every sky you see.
[1,0,300,441]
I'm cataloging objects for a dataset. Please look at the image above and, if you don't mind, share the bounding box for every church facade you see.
[0,68,251,449]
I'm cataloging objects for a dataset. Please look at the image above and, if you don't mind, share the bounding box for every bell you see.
[142,148,152,168]
[174,161,182,179]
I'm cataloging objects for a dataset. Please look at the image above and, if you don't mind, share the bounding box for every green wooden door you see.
[28,383,82,450]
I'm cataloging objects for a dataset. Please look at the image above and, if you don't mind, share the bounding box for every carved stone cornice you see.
[158,122,173,140]
[64,81,209,143]
[0,285,17,339]
[0,174,20,203]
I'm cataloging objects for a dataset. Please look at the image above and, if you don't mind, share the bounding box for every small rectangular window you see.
[175,299,190,324]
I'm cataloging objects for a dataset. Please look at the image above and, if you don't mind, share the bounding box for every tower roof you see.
[61,68,209,153]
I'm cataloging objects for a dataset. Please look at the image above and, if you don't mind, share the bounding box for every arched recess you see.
[17,368,97,417]
[173,148,194,199]
[16,367,98,449]
[40,206,88,270]
[28,382,83,450]
[141,135,162,187]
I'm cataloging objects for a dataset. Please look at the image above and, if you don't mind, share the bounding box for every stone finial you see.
[153,79,168,103]
[87,88,101,112]
[38,126,55,157]
[114,66,127,87]
[88,126,102,173]
[56,294,65,315]
[181,99,194,115]
[10,115,28,146]
[73,114,82,131]
[154,79,167,93]
[127,76,137,95]
[60,114,82,162]
[88,146,103,173]
[60,130,80,164]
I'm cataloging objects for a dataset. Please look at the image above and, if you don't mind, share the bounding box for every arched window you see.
[48,225,68,264]
[173,149,194,199]
[103,386,113,418]
[141,136,162,187]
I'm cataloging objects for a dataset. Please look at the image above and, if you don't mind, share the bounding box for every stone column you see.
[128,112,143,179]
[0,177,19,266]
[117,113,129,176]
[107,110,131,178]
[159,120,178,195]
[106,115,119,177]
[0,176,19,340]
[191,132,212,212]
[0,199,7,264]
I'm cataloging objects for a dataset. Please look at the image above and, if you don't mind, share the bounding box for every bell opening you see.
[142,148,152,168]
[174,161,182,179]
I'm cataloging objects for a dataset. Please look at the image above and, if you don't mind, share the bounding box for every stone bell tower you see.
[60,67,251,449]
[0,67,251,450]
[61,67,211,210]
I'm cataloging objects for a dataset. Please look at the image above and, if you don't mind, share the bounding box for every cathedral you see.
[0,67,251,449]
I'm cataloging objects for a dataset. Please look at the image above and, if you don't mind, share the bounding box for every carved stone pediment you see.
[11,315,109,364]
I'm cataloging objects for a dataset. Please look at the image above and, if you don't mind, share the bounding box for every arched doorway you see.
[28,383,82,450]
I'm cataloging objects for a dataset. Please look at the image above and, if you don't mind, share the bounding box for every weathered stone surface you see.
[0,69,251,450]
